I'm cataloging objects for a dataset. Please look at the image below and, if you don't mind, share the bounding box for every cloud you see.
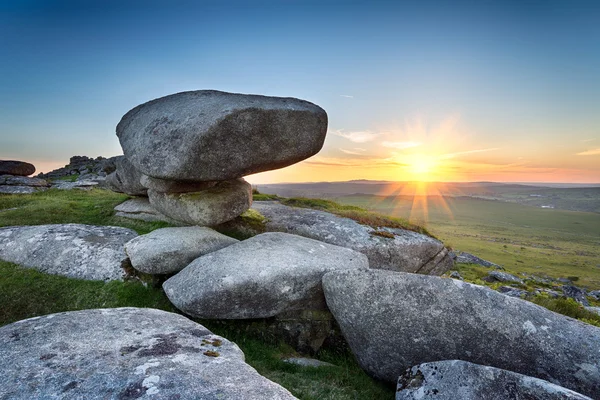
[339,94,354,98]
[303,156,407,168]
[340,148,365,155]
[330,129,381,143]
[581,138,596,143]
[382,141,422,150]
[576,148,600,156]
[441,148,500,159]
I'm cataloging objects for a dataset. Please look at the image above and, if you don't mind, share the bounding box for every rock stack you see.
[111,90,328,226]
[0,160,49,194]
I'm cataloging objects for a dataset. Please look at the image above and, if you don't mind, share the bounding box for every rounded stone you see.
[148,178,252,226]
[116,90,328,181]
[0,160,35,176]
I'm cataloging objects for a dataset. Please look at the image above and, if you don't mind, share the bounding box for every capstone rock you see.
[322,269,600,398]
[163,232,369,319]
[0,160,35,176]
[117,90,328,181]
[0,308,297,399]
[0,224,138,281]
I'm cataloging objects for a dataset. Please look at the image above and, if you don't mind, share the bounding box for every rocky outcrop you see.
[0,224,137,281]
[117,90,327,182]
[0,175,49,194]
[0,160,35,176]
[105,155,147,196]
[163,232,369,319]
[322,269,600,398]
[148,179,252,226]
[563,285,589,306]
[397,360,592,400]
[0,308,297,399]
[239,201,452,275]
[37,155,117,181]
[125,227,238,274]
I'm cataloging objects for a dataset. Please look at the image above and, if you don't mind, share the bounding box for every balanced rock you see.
[148,178,252,226]
[239,201,452,275]
[163,232,369,319]
[117,90,328,181]
[397,360,592,400]
[0,160,35,176]
[0,224,137,281]
[114,197,181,224]
[322,269,600,398]
[125,227,238,274]
[0,308,297,400]
[105,155,147,196]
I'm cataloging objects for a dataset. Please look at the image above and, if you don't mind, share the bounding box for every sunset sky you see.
[1,0,599,183]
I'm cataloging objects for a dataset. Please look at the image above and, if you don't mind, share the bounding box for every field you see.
[330,194,600,289]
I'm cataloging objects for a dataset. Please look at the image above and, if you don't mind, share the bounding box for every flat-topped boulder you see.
[322,269,600,398]
[117,90,328,181]
[397,360,592,400]
[0,308,297,399]
[0,160,35,176]
[148,178,252,226]
[125,227,238,274]
[0,175,49,194]
[163,232,369,319]
[0,224,137,281]
[241,201,452,275]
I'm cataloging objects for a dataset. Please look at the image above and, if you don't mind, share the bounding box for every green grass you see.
[0,188,395,399]
[529,295,600,327]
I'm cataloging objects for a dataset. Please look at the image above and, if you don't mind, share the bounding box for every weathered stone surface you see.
[0,308,297,400]
[105,155,147,196]
[0,160,35,176]
[0,224,137,281]
[140,174,217,193]
[486,270,524,284]
[397,360,592,400]
[246,201,451,275]
[164,232,369,319]
[586,307,600,316]
[283,357,335,368]
[126,227,238,274]
[0,185,45,194]
[453,251,502,268]
[563,285,589,306]
[0,175,48,186]
[117,90,328,181]
[322,269,600,398]
[52,179,100,190]
[114,198,181,224]
[589,290,600,301]
[497,286,529,298]
[149,178,252,226]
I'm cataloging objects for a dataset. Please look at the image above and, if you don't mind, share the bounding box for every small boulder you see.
[322,269,600,398]
[563,285,589,306]
[0,308,297,399]
[105,155,147,196]
[589,290,600,301]
[163,232,369,319]
[454,251,502,268]
[148,178,252,226]
[125,227,238,274]
[486,270,524,284]
[0,160,35,176]
[0,224,137,281]
[114,198,181,224]
[397,360,592,400]
[117,90,328,181]
[497,286,529,298]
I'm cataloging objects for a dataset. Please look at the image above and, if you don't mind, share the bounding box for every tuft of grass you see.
[253,193,282,201]
[0,188,172,234]
[530,295,600,327]
[279,197,432,237]
[369,230,395,239]
[0,260,175,326]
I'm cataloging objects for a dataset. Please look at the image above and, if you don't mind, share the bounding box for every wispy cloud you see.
[441,148,500,159]
[576,148,600,156]
[581,138,596,143]
[382,141,422,150]
[330,129,381,143]
[340,148,366,155]
[339,94,354,98]
[304,156,407,167]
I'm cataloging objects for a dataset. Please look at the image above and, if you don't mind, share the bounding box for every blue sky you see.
[1,0,599,182]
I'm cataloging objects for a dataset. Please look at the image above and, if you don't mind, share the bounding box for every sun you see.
[409,155,438,178]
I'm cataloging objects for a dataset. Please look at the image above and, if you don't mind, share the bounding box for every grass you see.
[0,188,395,399]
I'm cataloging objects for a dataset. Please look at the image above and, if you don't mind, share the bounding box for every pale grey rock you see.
[397,360,592,400]
[588,290,600,301]
[487,270,524,284]
[105,155,147,196]
[140,174,217,193]
[585,307,600,316]
[449,271,463,280]
[114,198,181,224]
[282,357,335,368]
[51,179,99,190]
[0,308,297,400]
[0,160,35,176]
[0,224,137,281]
[149,178,252,226]
[497,286,529,298]
[0,175,48,186]
[454,251,502,268]
[163,232,369,319]
[322,269,600,398]
[0,185,45,194]
[248,201,452,275]
[563,285,589,306]
[125,227,238,274]
[117,90,328,181]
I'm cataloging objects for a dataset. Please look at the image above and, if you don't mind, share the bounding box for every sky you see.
[1,0,599,184]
